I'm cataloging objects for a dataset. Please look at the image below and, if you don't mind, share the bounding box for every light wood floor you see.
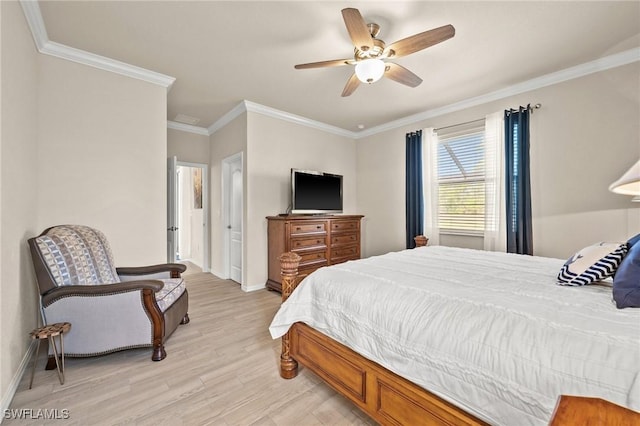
[7,273,376,425]
[180,260,202,275]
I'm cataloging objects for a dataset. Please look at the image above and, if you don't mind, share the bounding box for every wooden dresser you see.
[266,215,364,292]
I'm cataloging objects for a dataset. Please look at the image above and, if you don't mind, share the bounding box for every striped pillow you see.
[557,242,628,286]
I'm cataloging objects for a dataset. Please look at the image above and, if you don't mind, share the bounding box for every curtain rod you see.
[435,103,542,131]
[506,103,543,115]
[435,118,484,132]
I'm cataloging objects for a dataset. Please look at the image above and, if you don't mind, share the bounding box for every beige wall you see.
[246,112,357,289]
[209,113,247,280]
[208,111,357,290]
[1,2,169,410]
[167,128,210,165]
[36,55,167,265]
[0,0,40,409]
[357,63,640,259]
[356,127,405,257]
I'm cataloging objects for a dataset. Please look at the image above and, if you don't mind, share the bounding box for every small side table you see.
[29,322,71,389]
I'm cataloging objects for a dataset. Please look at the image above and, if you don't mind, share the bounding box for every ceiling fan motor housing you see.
[355,35,386,60]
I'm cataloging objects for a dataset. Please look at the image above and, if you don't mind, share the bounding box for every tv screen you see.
[291,169,343,214]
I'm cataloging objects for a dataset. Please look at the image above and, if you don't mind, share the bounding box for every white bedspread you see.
[269,246,640,425]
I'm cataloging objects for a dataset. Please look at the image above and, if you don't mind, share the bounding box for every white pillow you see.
[557,242,628,286]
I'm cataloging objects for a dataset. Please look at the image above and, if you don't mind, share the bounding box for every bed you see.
[269,241,640,425]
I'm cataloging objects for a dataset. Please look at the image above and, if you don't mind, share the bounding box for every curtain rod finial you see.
[527,103,542,114]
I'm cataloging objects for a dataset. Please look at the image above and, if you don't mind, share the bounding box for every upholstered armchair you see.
[28,225,189,363]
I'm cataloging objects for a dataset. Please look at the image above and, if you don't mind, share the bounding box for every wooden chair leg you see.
[28,339,41,389]
[152,344,167,361]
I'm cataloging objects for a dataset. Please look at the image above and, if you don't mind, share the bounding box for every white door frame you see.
[222,152,243,283]
[176,161,210,273]
[167,156,178,263]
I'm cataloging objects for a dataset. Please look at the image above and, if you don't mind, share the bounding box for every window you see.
[436,122,486,234]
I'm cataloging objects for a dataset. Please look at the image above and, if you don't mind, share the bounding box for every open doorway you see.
[168,158,209,274]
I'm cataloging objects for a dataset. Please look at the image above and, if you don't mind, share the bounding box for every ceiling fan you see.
[295,8,455,97]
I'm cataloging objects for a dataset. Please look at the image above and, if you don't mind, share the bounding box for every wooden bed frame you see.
[276,236,640,425]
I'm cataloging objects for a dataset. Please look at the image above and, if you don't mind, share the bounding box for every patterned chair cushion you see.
[155,278,186,312]
[34,225,120,286]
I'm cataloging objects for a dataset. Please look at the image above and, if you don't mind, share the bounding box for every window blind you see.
[436,121,486,234]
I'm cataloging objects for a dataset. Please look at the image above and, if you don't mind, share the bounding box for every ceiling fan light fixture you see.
[294,8,455,96]
[355,59,385,84]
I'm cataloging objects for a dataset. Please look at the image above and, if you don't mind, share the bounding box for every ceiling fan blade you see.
[341,73,360,97]
[294,59,353,69]
[386,24,455,58]
[384,63,423,87]
[341,8,373,52]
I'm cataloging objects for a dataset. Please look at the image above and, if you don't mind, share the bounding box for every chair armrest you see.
[41,280,164,307]
[116,263,186,277]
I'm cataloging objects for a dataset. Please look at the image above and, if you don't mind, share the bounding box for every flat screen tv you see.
[291,169,343,214]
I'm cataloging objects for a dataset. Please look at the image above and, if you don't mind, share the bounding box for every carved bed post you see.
[414,235,429,247]
[279,252,302,379]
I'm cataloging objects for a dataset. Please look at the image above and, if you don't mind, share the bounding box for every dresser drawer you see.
[331,245,359,262]
[291,221,327,236]
[291,236,327,252]
[331,220,359,233]
[298,250,328,268]
[331,233,358,246]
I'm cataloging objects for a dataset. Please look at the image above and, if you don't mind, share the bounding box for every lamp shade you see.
[609,159,640,196]
[355,59,385,84]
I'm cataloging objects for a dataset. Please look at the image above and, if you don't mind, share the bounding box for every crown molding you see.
[19,0,175,90]
[167,121,209,136]
[243,100,357,139]
[208,100,358,138]
[19,0,47,50]
[41,41,176,89]
[356,47,640,139]
[207,102,248,135]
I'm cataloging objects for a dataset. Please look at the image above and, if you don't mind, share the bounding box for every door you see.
[229,166,243,282]
[223,153,243,284]
[167,156,178,263]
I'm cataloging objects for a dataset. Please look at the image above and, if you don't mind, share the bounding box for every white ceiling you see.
[37,1,640,133]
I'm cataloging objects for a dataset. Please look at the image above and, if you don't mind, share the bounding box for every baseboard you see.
[208,269,227,280]
[242,282,267,293]
[0,341,36,424]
